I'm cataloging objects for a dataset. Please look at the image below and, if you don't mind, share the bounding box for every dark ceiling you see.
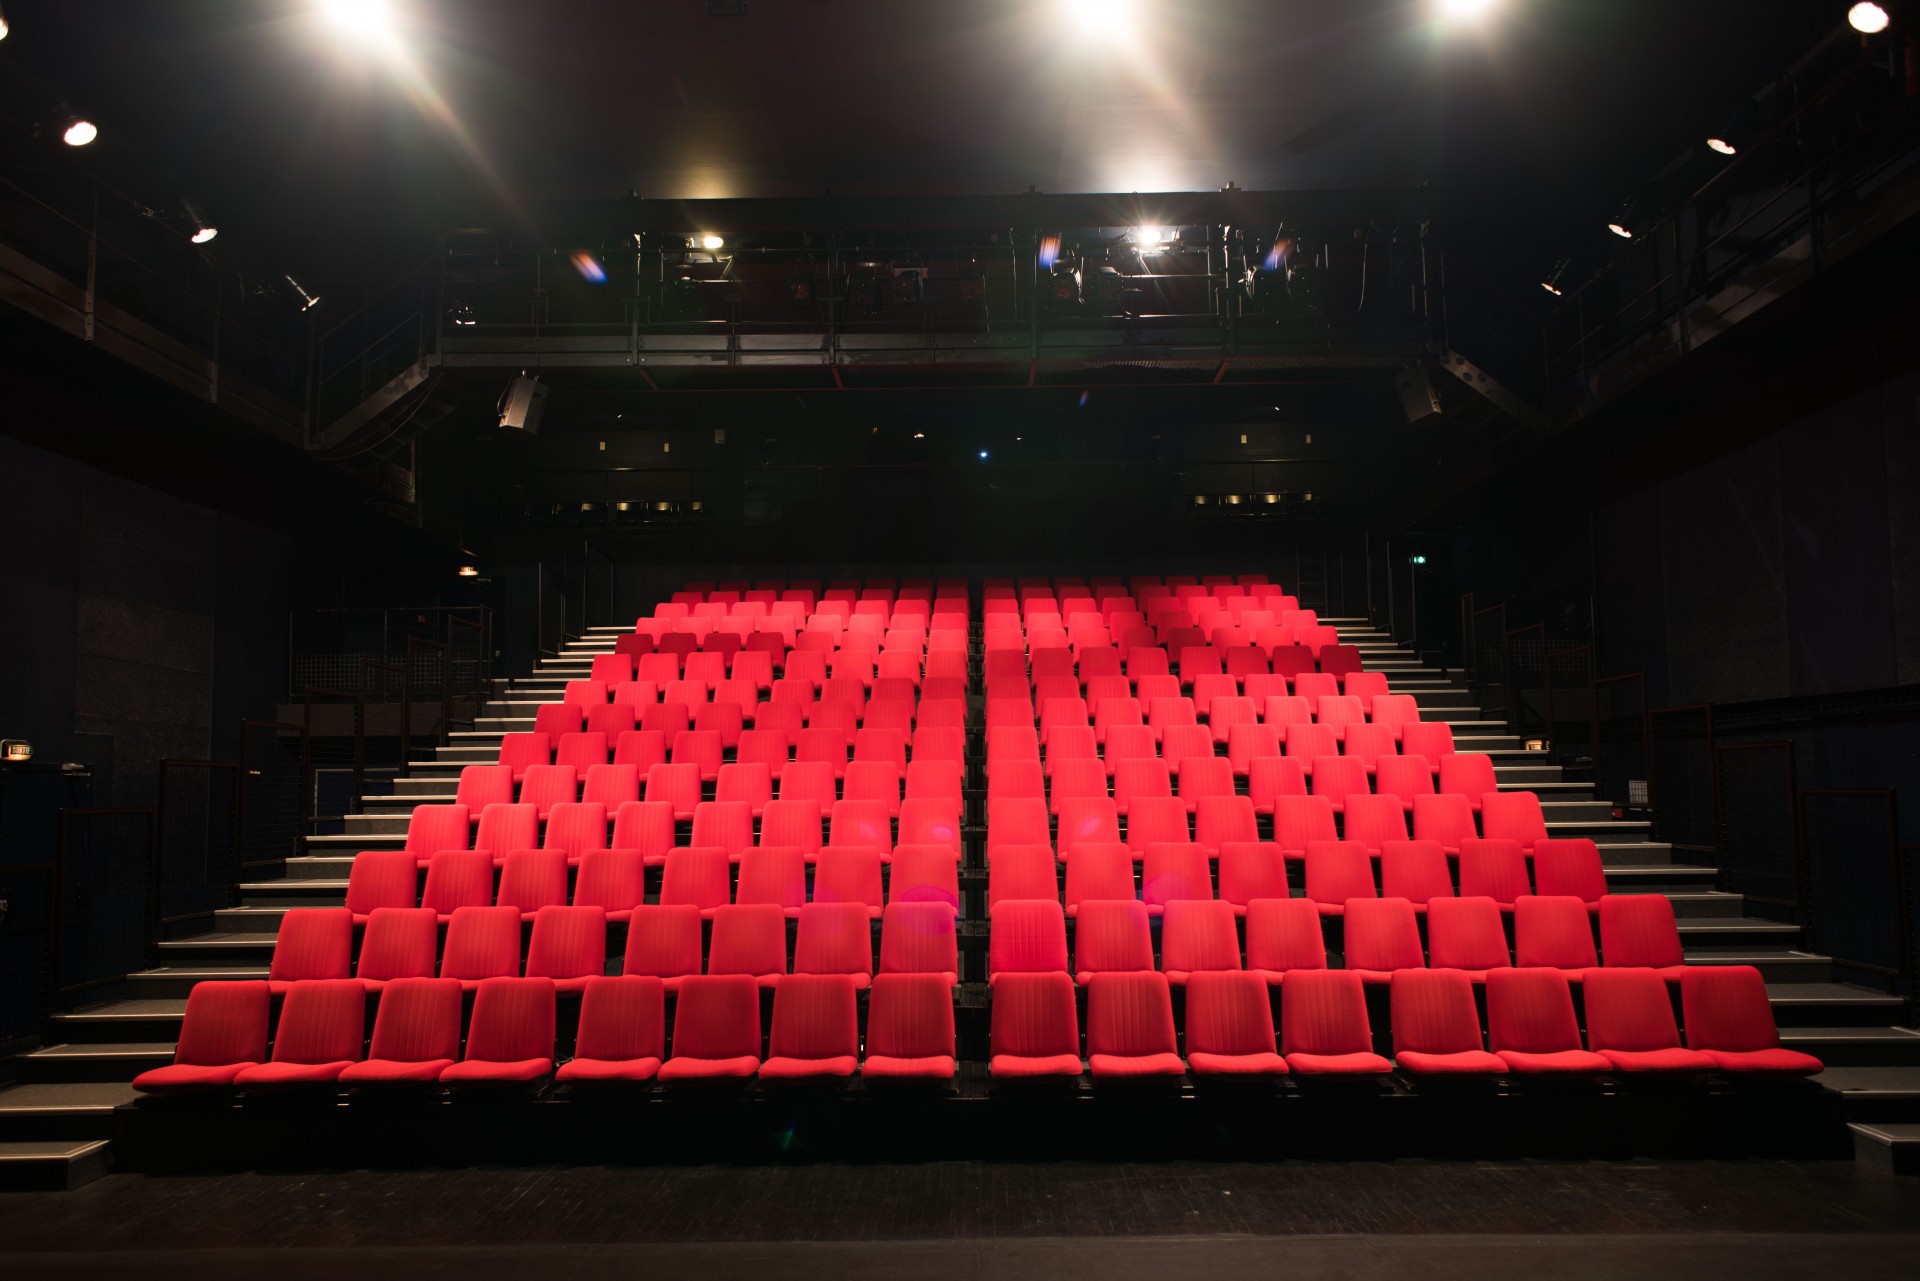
[1,0,1842,276]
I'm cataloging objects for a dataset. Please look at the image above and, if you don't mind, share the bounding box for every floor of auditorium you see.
[2,1158,1915,1278]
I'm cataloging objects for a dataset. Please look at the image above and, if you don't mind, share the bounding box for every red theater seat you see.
[988,899,1069,984]
[1390,968,1508,1076]
[622,904,704,993]
[525,905,607,994]
[1485,968,1608,1074]
[862,973,957,1081]
[1184,971,1287,1077]
[878,901,959,986]
[233,979,365,1088]
[441,976,556,1084]
[354,907,438,993]
[1341,897,1425,985]
[1303,840,1376,917]
[1378,839,1454,913]
[989,971,1083,1079]
[1159,899,1242,987]
[707,904,790,990]
[572,849,647,923]
[266,908,353,994]
[346,850,419,924]
[339,977,463,1085]
[1513,895,1599,976]
[1598,894,1688,981]
[496,849,568,922]
[132,980,270,1092]
[793,901,875,989]
[1583,967,1716,1073]
[556,975,666,1083]
[1086,971,1185,1079]
[659,974,763,1082]
[1281,969,1392,1076]
[988,845,1060,912]
[760,973,861,1080]
[1245,898,1327,985]
[1682,965,1824,1075]
[439,906,521,991]
[1533,838,1609,908]
[1073,899,1155,986]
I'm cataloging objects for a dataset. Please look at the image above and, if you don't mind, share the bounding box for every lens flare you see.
[570,250,607,283]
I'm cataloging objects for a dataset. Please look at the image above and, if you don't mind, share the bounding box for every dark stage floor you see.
[3,1158,1918,1278]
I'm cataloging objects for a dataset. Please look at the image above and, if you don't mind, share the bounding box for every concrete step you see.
[1780,1026,1920,1068]
[1662,891,1748,918]
[1849,1122,1920,1174]
[1674,918,1809,950]
[123,965,267,999]
[52,998,190,1044]
[17,1042,174,1083]
[1759,983,1909,1027]
[0,1081,136,1141]
[0,1139,113,1191]
[1682,949,1830,983]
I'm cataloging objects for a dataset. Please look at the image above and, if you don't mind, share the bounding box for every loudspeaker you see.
[1393,363,1443,426]
[497,375,549,434]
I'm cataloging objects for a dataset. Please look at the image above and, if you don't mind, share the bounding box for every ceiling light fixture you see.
[1707,136,1737,156]
[1850,3,1890,34]
[62,117,98,147]
[1606,196,1639,239]
[182,198,218,244]
[457,565,479,578]
[1540,256,1571,296]
[284,274,323,311]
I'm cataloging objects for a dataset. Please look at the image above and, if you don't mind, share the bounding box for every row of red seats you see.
[134,971,959,1089]
[369,797,961,871]
[265,900,957,992]
[457,757,960,821]
[992,966,1819,1078]
[997,752,1480,816]
[136,962,1817,1091]
[501,723,937,780]
[988,723,1460,780]
[350,844,963,923]
[612,626,967,658]
[986,837,1605,920]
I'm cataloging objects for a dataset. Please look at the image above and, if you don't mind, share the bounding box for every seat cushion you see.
[1088,1051,1186,1078]
[1284,1051,1392,1075]
[1599,1048,1716,1073]
[555,1056,663,1083]
[550,977,598,995]
[862,1054,956,1079]
[1704,1048,1824,1076]
[132,1062,254,1092]
[989,1053,1084,1079]
[233,1061,354,1087]
[1496,1049,1610,1074]
[439,1057,554,1083]
[1187,1050,1289,1076]
[1347,969,1397,986]
[759,1055,859,1080]
[658,1055,761,1081]
[1395,1049,1508,1076]
[1244,969,1291,987]
[339,1058,454,1085]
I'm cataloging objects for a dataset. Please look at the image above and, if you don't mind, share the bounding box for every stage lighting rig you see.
[1540,257,1571,296]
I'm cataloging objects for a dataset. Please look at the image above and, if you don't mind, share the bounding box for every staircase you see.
[4,614,1917,1188]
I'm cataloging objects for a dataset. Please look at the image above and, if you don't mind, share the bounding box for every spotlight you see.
[457,565,479,578]
[182,198,218,244]
[497,373,548,433]
[284,274,323,311]
[1133,226,1167,252]
[1707,136,1736,156]
[1850,3,1890,34]
[1605,196,1639,239]
[1038,234,1062,268]
[700,234,725,251]
[0,5,10,41]
[1438,0,1497,17]
[913,432,926,439]
[1707,100,1755,158]
[978,450,989,460]
[1066,0,1140,34]
[1540,256,1571,296]
[570,250,607,283]
[321,0,397,38]
[62,117,98,147]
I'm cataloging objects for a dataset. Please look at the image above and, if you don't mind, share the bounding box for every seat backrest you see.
[988,898,1069,979]
[793,901,874,980]
[1599,893,1685,969]
[421,849,496,917]
[543,802,610,858]
[1073,899,1155,977]
[1584,967,1684,1053]
[1341,897,1425,973]
[268,908,353,984]
[1140,842,1211,908]
[1481,790,1548,850]
[356,907,439,983]
[1216,842,1289,909]
[1085,971,1178,1058]
[811,847,885,915]
[622,904,704,981]
[1245,898,1327,974]
[1056,796,1120,854]
[1303,840,1377,908]
[878,901,958,980]
[1279,969,1374,1056]
[1532,838,1608,903]
[440,906,522,982]
[1389,968,1486,1056]
[1513,895,1599,970]
[525,906,608,983]
[1193,795,1257,855]
[173,979,270,1067]
[690,801,755,858]
[1183,971,1277,1058]
[767,973,860,1062]
[609,801,675,861]
[268,979,366,1065]
[659,846,733,914]
[1485,967,1583,1055]
[707,904,789,979]
[1249,757,1309,815]
[866,973,955,1061]
[1377,839,1454,909]
[898,798,962,852]
[613,729,668,772]
[573,975,665,1063]
[734,846,808,914]
[990,971,1080,1060]
[987,844,1060,911]
[455,767,515,816]
[365,977,463,1064]
[461,977,556,1064]
[404,804,471,859]
[887,846,960,912]
[1680,964,1782,1053]
[495,849,569,916]
[1458,838,1534,905]
[346,850,420,919]
[1160,899,1242,976]
[1124,796,1190,853]
[572,849,648,917]
[759,799,824,854]
[1411,793,1479,849]
[1426,895,1511,972]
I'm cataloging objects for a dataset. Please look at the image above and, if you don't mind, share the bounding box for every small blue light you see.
[1078,390,1090,408]
[979,450,989,460]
